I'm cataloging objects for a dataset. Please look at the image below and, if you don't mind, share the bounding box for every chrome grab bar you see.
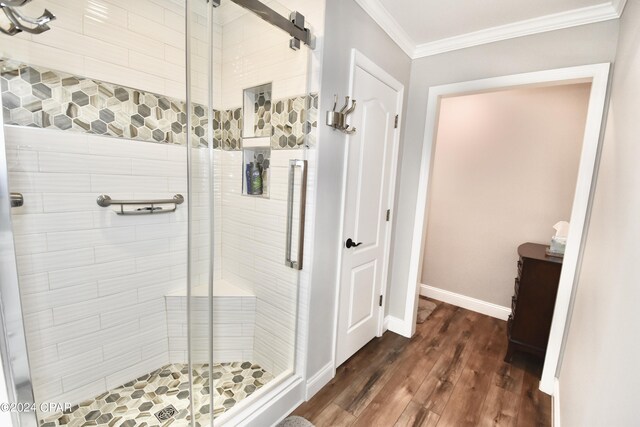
[285,159,308,270]
[96,194,184,215]
[9,192,23,208]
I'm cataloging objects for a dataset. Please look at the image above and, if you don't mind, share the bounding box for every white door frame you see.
[332,49,404,371]
[406,63,611,395]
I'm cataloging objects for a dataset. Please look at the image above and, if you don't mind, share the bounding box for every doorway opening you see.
[406,64,611,394]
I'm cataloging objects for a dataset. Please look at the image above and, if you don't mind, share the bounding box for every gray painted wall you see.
[306,0,411,379]
[558,2,640,425]
[387,20,619,320]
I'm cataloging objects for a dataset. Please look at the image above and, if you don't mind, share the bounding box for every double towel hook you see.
[0,0,55,36]
[326,95,356,134]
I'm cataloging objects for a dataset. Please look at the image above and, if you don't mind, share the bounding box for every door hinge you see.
[394,114,399,129]
[386,209,391,222]
[379,295,383,307]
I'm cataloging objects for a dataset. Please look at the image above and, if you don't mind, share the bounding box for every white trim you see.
[332,49,405,367]
[353,0,415,58]
[407,63,611,397]
[553,377,561,427]
[305,362,334,400]
[413,3,621,58]
[355,1,623,59]
[385,315,412,337]
[420,284,511,321]
[611,0,628,15]
[540,65,610,394]
[217,374,303,426]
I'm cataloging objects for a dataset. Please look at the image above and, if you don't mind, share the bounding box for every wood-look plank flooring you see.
[292,299,551,427]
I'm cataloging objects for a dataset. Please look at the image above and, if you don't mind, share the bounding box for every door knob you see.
[345,238,362,249]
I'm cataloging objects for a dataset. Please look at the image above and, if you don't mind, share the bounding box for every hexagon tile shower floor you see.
[39,363,274,427]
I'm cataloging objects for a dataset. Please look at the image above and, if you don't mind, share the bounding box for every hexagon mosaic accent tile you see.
[0,61,191,144]
[221,107,242,150]
[1,60,317,151]
[39,362,274,427]
[253,90,272,138]
[271,94,318,149]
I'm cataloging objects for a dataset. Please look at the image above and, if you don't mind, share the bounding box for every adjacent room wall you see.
[387,20,619,323]
[422,84,590,307]
[307,0,411,384]
[558,2,640,425]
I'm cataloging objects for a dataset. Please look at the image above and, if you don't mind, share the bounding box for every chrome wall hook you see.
[326,95,356,134]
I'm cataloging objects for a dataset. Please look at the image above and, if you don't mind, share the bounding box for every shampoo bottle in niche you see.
[245,163,252,194]
[249,161,263,195]
[261,159,269,196]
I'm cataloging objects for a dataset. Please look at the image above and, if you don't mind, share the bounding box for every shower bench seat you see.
[164,280,257,364]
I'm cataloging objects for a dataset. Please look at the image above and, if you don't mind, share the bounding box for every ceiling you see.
[356,0,627,58]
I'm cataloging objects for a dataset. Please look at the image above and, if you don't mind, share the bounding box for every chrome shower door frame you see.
[0,119,37,426]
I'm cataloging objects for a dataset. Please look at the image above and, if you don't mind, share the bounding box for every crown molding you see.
[353,0,416,58]
[611,0,628,15]
[355,1,623,60]
[413,3,621,58]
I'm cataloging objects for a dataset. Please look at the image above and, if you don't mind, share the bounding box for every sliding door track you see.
[209,0,314,50]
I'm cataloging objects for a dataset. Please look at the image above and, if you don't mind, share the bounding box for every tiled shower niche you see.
[243,83,272,139]
[0,59,318,151]
[242,146,271,198]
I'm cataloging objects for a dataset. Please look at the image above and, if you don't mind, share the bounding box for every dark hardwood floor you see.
[292,299,551,427]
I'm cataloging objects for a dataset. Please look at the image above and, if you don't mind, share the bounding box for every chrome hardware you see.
[9,192,23,208]
[285,160,308,270]
[0,1,55,36]
[326,95,356,134]
[96,194,184,215]
[0,98,38,427]
[230,0,314,50]
[345,238,362,249]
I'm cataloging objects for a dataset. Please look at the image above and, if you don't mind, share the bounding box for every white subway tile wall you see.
[1,0,219,106]
[219,1,310,109]
[4,125,218,410]
[165,292,257,363]
[1,0,317,415]
[6,124,300,406]
[220,149,301,376]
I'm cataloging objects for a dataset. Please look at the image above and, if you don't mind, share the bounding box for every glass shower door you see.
[0,0,316,424]
[0,0,199,425]
[186,0,317,423]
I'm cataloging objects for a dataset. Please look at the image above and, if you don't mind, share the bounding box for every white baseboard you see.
[385,315,413,338]
[420,284,511,320]
[305,362,334,400]
[553,377,561,427]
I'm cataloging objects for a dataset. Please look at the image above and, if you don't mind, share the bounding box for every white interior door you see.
[336,53,402,367]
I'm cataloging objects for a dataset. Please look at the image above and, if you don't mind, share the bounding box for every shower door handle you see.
[285,159,308,270]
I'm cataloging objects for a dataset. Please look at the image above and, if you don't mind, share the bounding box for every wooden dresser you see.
[505,242,563,362]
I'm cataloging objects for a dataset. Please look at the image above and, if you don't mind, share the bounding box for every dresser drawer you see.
[514,278,520,298]
[511,295,517,316]
[517,259,523,277]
